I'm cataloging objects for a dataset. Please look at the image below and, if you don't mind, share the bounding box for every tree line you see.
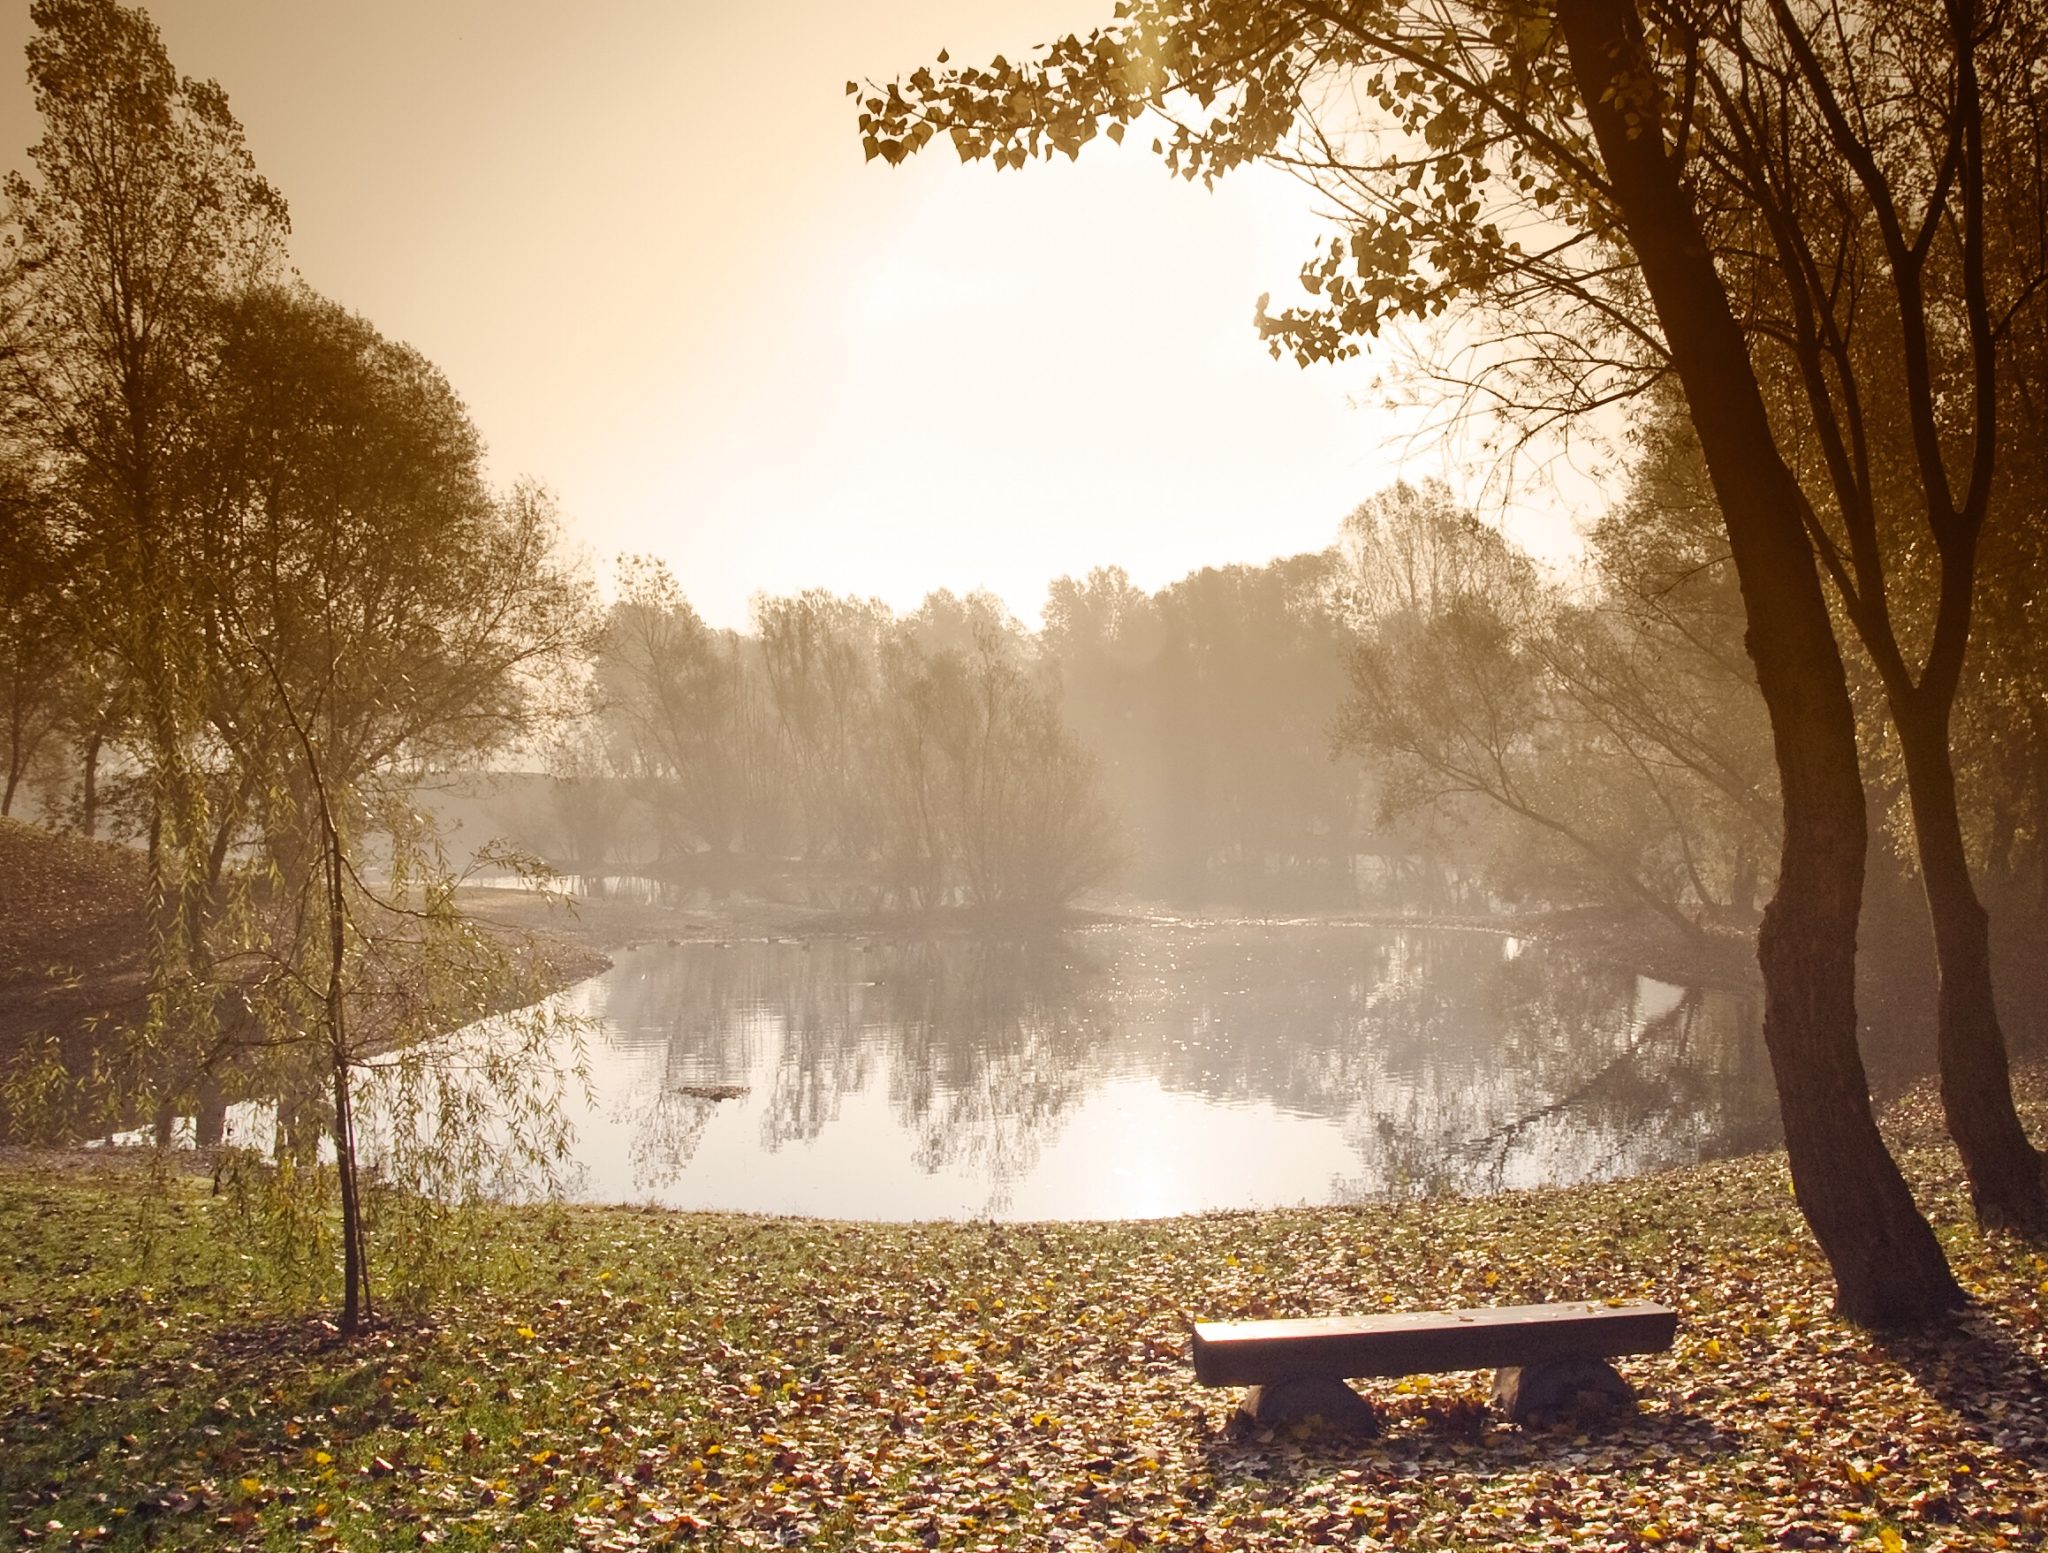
[533,412,2046,977]
[556,566,1122,915]
[536,553,1355,917]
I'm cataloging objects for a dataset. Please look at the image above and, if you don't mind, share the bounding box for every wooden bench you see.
[1192,1300,1677,1429]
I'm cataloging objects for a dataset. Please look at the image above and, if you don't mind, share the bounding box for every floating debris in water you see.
[673,1083,749,1102]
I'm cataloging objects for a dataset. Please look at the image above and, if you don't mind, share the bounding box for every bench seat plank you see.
[1191,1301,1676,1387]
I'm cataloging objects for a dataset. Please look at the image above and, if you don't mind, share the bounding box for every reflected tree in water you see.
[579,926,1789,1213]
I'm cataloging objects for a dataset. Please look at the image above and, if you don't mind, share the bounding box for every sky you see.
[0,1,1589,629]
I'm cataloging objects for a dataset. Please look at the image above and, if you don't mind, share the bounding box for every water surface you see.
[539,922,1797,1219]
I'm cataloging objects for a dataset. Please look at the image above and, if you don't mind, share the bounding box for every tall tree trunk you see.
[1559,0,1961,1323]
[1895,702,2047,1227]
[317,775,370,1334]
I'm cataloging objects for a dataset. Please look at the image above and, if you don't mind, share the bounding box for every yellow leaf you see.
[516,1326,536,1340]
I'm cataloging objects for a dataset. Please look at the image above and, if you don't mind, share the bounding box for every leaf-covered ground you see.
[5,1068,2047,1552]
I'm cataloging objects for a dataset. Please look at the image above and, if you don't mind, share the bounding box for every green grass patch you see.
[4,1073,2048,1550]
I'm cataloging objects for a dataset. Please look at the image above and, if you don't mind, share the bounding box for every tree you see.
[1334,478,1765,936]
[1043,557,1357,907]
[201,285,594,881]
[1556,0,1967,1305]
[871,630,954,909]
[914,628,1124,913]
[0,0,289,1102]
[753,590,890,861]
[1956,320,2048,916]
[866,615,1115,913]
[224,618,587,1332]
[597,558,770,867]
[860,0,1970,1320]
[1560,409,1780,918]
[214,304,592,1330]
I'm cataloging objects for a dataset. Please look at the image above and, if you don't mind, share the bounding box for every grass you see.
[3,1070,2047,1551]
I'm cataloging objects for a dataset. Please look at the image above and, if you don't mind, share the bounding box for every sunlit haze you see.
[10,3,2046,1522]
[0,0,1586,627]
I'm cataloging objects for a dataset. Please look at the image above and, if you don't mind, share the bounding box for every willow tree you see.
[1335,478,1768,935]
[197,285,597,1329]
[857,0,1992,1321]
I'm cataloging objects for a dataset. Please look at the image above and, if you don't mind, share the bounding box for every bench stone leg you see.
[1492,1355,1635,1423]
[1238,1377,1380,1433]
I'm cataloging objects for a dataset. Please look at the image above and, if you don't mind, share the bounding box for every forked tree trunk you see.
[1895,702,2047,1228]
[1559,0,1962,1323]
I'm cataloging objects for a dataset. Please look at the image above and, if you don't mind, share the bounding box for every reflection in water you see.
[528,922,1892,1220]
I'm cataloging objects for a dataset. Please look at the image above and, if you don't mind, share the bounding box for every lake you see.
[525,920,1825,1220]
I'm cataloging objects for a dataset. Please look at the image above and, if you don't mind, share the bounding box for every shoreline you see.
[469,885,1760,987]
